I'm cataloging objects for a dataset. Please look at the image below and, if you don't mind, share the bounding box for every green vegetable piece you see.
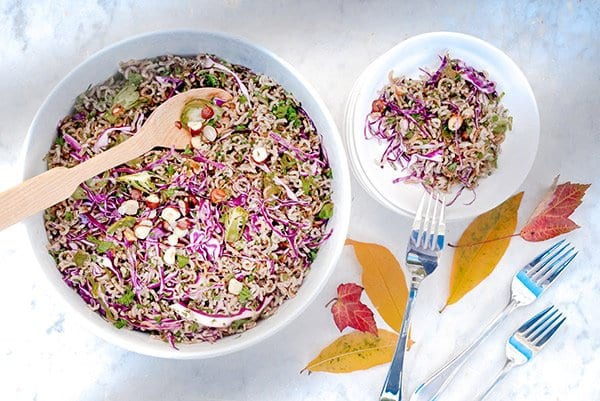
[318,203,334,219]
[203,73,220,87]
[73,250,90,267]
[301,176,315,195]
[447,162,458,172]
[114,319,128,329]
[107,216,137,235]
[237,285,253,304]
[224,206,249,243]
[116,171,156,193]
[176,254,189,268]
[239,95,247,104]
[112,83,140,110]
[116,287,135,306]
[55,135,65,146]
[230,318,251,331]
[126,72,144,87]
[102,111,119,124]
[308,249,318,262]
[182,145,194,156]
[64,211,74,221]
[86,235,115,254]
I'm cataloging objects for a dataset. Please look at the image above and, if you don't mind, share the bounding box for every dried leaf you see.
[520,177,590,242]
[331,283,378,336]
[442,192,523,310]
[302,329,398,374]
[346,239,408,332]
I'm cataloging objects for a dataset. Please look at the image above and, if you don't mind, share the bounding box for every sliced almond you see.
[202,125,218,142]
[163,247,176,265]
[448,115,464,131]
[251,146,269,163]
[123,228,137,242]
[228,278,244,295]
[145,194,160,209]
[167,233,179,246]
[178,200,190,216]
[134,220,153,239]
[118,199,139,216]
[161,206,181,224]
[191,135,203,149]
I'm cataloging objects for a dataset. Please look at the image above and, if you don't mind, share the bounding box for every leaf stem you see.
[325,297,337,308]
[448,232,520,248]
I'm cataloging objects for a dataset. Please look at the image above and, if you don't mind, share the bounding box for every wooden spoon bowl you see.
[0,87,232,230]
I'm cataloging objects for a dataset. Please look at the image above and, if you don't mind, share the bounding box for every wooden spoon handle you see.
[0,133,154,230]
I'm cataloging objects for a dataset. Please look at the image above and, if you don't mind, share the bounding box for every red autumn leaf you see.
[520,177,591,242]
[331,283,378,336]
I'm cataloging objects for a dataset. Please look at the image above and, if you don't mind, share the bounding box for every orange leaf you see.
[346,239,408,332]
[302,329,398,373]
[442,192,523,310]
[520,177,590,242]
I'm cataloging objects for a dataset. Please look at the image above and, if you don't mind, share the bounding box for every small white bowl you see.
[22,30,351,359]
[345,32,540,220]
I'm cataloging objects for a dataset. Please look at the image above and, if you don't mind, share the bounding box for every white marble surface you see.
[1,1,599,400]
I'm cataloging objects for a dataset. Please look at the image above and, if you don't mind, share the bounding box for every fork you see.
[379,192,446,401]
[474,305,567,401]
[410,240,577,401]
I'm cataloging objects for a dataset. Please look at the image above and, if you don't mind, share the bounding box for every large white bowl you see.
[22,30,351,359]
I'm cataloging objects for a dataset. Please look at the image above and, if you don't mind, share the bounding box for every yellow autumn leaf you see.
[303,329,398,373]
[442,192,523,310]
[346,239,408,332]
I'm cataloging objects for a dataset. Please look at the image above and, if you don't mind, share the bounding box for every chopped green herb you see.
[308,249,318,262]
[116,287,135,306]
[318,203,334,219]
[447,162,458,172]
[166,164,176,177]
[153,316,162,323]
[325,169,333,179]
[183,145,194,156]
[64,211,73,221]
[235,124,248,131]
[239,95,247,104]
[55,135,65,146]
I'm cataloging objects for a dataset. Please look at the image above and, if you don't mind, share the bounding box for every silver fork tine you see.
[522,307,560,339]
[412,194,426,244]
[544,252,578,284]
[537,249,577,285]
[528,242,571,277]
[435,194,446,251]
[419,194,433,248]
[427,194,440,250]
[527,239,565,268]
[535,315,567,347]
[530,243,574,279]
[518,305,553,334]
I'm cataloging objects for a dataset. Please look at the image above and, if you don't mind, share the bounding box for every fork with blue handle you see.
[475,305,567,400]
[410,240,577,401]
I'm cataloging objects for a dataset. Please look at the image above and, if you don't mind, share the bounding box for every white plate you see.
[345,32,539,220]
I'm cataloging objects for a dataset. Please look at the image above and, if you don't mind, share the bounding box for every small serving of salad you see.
[365,54,513,200]
[44,54,333,346]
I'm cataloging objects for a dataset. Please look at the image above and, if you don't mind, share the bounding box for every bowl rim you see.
[21,29,351,359]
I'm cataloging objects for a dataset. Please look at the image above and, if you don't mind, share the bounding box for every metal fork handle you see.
[473,360,516,401]
[410,300,518,401]
[380,285,419,401]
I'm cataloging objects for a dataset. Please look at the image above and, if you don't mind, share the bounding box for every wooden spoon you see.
[0,87,232,231]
